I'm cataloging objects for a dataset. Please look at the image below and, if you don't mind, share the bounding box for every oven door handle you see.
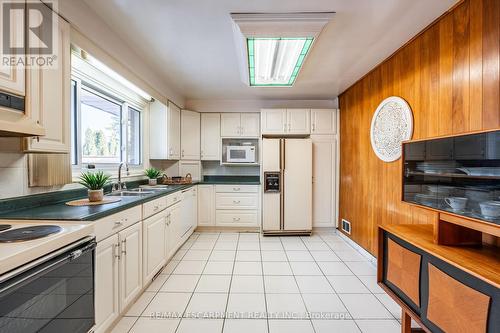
[0,238,96,293]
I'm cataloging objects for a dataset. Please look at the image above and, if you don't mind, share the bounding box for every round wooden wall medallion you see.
[370,96,413,162]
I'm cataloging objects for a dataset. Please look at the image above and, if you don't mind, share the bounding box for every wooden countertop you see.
[379,224,500,288]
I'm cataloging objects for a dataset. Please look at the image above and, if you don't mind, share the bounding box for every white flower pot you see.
[148,178,157,186]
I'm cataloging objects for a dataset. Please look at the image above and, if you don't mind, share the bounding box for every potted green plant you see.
[145,168,162,186]
[79,171,111,202]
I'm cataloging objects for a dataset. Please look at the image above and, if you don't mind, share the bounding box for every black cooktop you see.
[0,224,12,232]
[0,225,62,243]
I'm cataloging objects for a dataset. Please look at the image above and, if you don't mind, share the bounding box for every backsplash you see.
[201,161,259,176]
[0,139,72,199]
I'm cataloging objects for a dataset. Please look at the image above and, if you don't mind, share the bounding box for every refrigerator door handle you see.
[280,139,285,230]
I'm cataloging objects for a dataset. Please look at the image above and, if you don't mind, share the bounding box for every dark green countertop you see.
[0,176,260,221]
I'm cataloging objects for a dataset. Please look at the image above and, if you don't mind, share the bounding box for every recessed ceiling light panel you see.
[231,12,334,87]
[248,37,313,86]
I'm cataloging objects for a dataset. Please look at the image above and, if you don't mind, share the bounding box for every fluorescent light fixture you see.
[85,53,153,101]
[231,12,333,87]
[247,37,313,86]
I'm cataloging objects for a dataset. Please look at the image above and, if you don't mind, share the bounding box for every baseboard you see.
[335,229,377,265]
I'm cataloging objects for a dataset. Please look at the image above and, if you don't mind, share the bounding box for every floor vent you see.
[341,219,351,234]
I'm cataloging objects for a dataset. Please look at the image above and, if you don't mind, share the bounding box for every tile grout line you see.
[258,234,271,333]
[125,232,197,333]
[302,234,363,333]
[281,236,317,333]
[220,232,240,333]
[173,232,219,333]
[319,232,401,327]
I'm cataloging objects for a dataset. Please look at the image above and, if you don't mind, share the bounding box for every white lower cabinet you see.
[214,185,260,227]
[94,221,143,333]
[180,187,197,237]
[216,210,258,227]
[166,201,182,259]
[95,188,199,332]
[143,211,167,284]
[198,185,215,226]
[95,234,120,333]
[118,223,143,312]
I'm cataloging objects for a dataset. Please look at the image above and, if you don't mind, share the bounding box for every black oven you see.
[0,237,96,333]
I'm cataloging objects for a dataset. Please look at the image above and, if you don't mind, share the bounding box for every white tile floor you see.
[111,231,402,333]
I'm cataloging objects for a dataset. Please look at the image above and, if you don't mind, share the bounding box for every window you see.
[71,81,143,168]
[70,48,149,173]
[80,88,122,164]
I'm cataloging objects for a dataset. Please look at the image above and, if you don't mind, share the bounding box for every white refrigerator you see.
[262,138,312,234]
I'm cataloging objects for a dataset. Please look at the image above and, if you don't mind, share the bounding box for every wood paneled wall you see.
[339,0,500,255]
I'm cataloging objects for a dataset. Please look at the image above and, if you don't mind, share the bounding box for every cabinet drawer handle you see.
[233,187,240,191]
[153,205,159,212]
[233,200,240,204]
[114,221,123,227]
[113,243,120,260]
[233,217,241,222]
[121,239,127,255]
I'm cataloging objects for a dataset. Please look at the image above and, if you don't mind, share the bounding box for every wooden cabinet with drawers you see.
[378,224,500,333]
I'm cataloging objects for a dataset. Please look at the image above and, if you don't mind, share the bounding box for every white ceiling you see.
[82,0,457,101]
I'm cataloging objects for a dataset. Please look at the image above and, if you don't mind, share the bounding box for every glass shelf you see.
[403,130,500,225]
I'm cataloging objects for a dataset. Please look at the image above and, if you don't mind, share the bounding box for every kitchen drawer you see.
[94,206,142,242]
[166,192,182,207]
[216,192,258,210]
[216,210,258,227]
[143,197,168,219]
[215,185,259,193]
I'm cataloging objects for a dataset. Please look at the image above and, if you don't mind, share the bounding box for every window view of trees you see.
[80,88,122,164]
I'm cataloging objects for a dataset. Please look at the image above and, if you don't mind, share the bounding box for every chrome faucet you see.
[116,162,129,191]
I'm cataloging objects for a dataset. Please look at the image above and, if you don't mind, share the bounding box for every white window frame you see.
[71,52,148,179]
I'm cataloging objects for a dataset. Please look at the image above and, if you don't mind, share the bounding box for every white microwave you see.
[226,145,256,163]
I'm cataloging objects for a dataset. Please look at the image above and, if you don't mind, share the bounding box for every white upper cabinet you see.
[23,17,71,152]
[261,109,286,135]
[201,113,220,160]
[181,110,200,160]
[0,0,43,137]
[179,160,201,181]
[311,109,336,135]
[221,112,260,137]
[150,101,181,160]
[0,0,25,97]
[287,109,310,135]
[261,109,310,135]
[221,113,241,137]
[169,103,181,159]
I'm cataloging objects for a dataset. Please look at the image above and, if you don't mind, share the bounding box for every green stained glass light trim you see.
[247,37,314,87]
